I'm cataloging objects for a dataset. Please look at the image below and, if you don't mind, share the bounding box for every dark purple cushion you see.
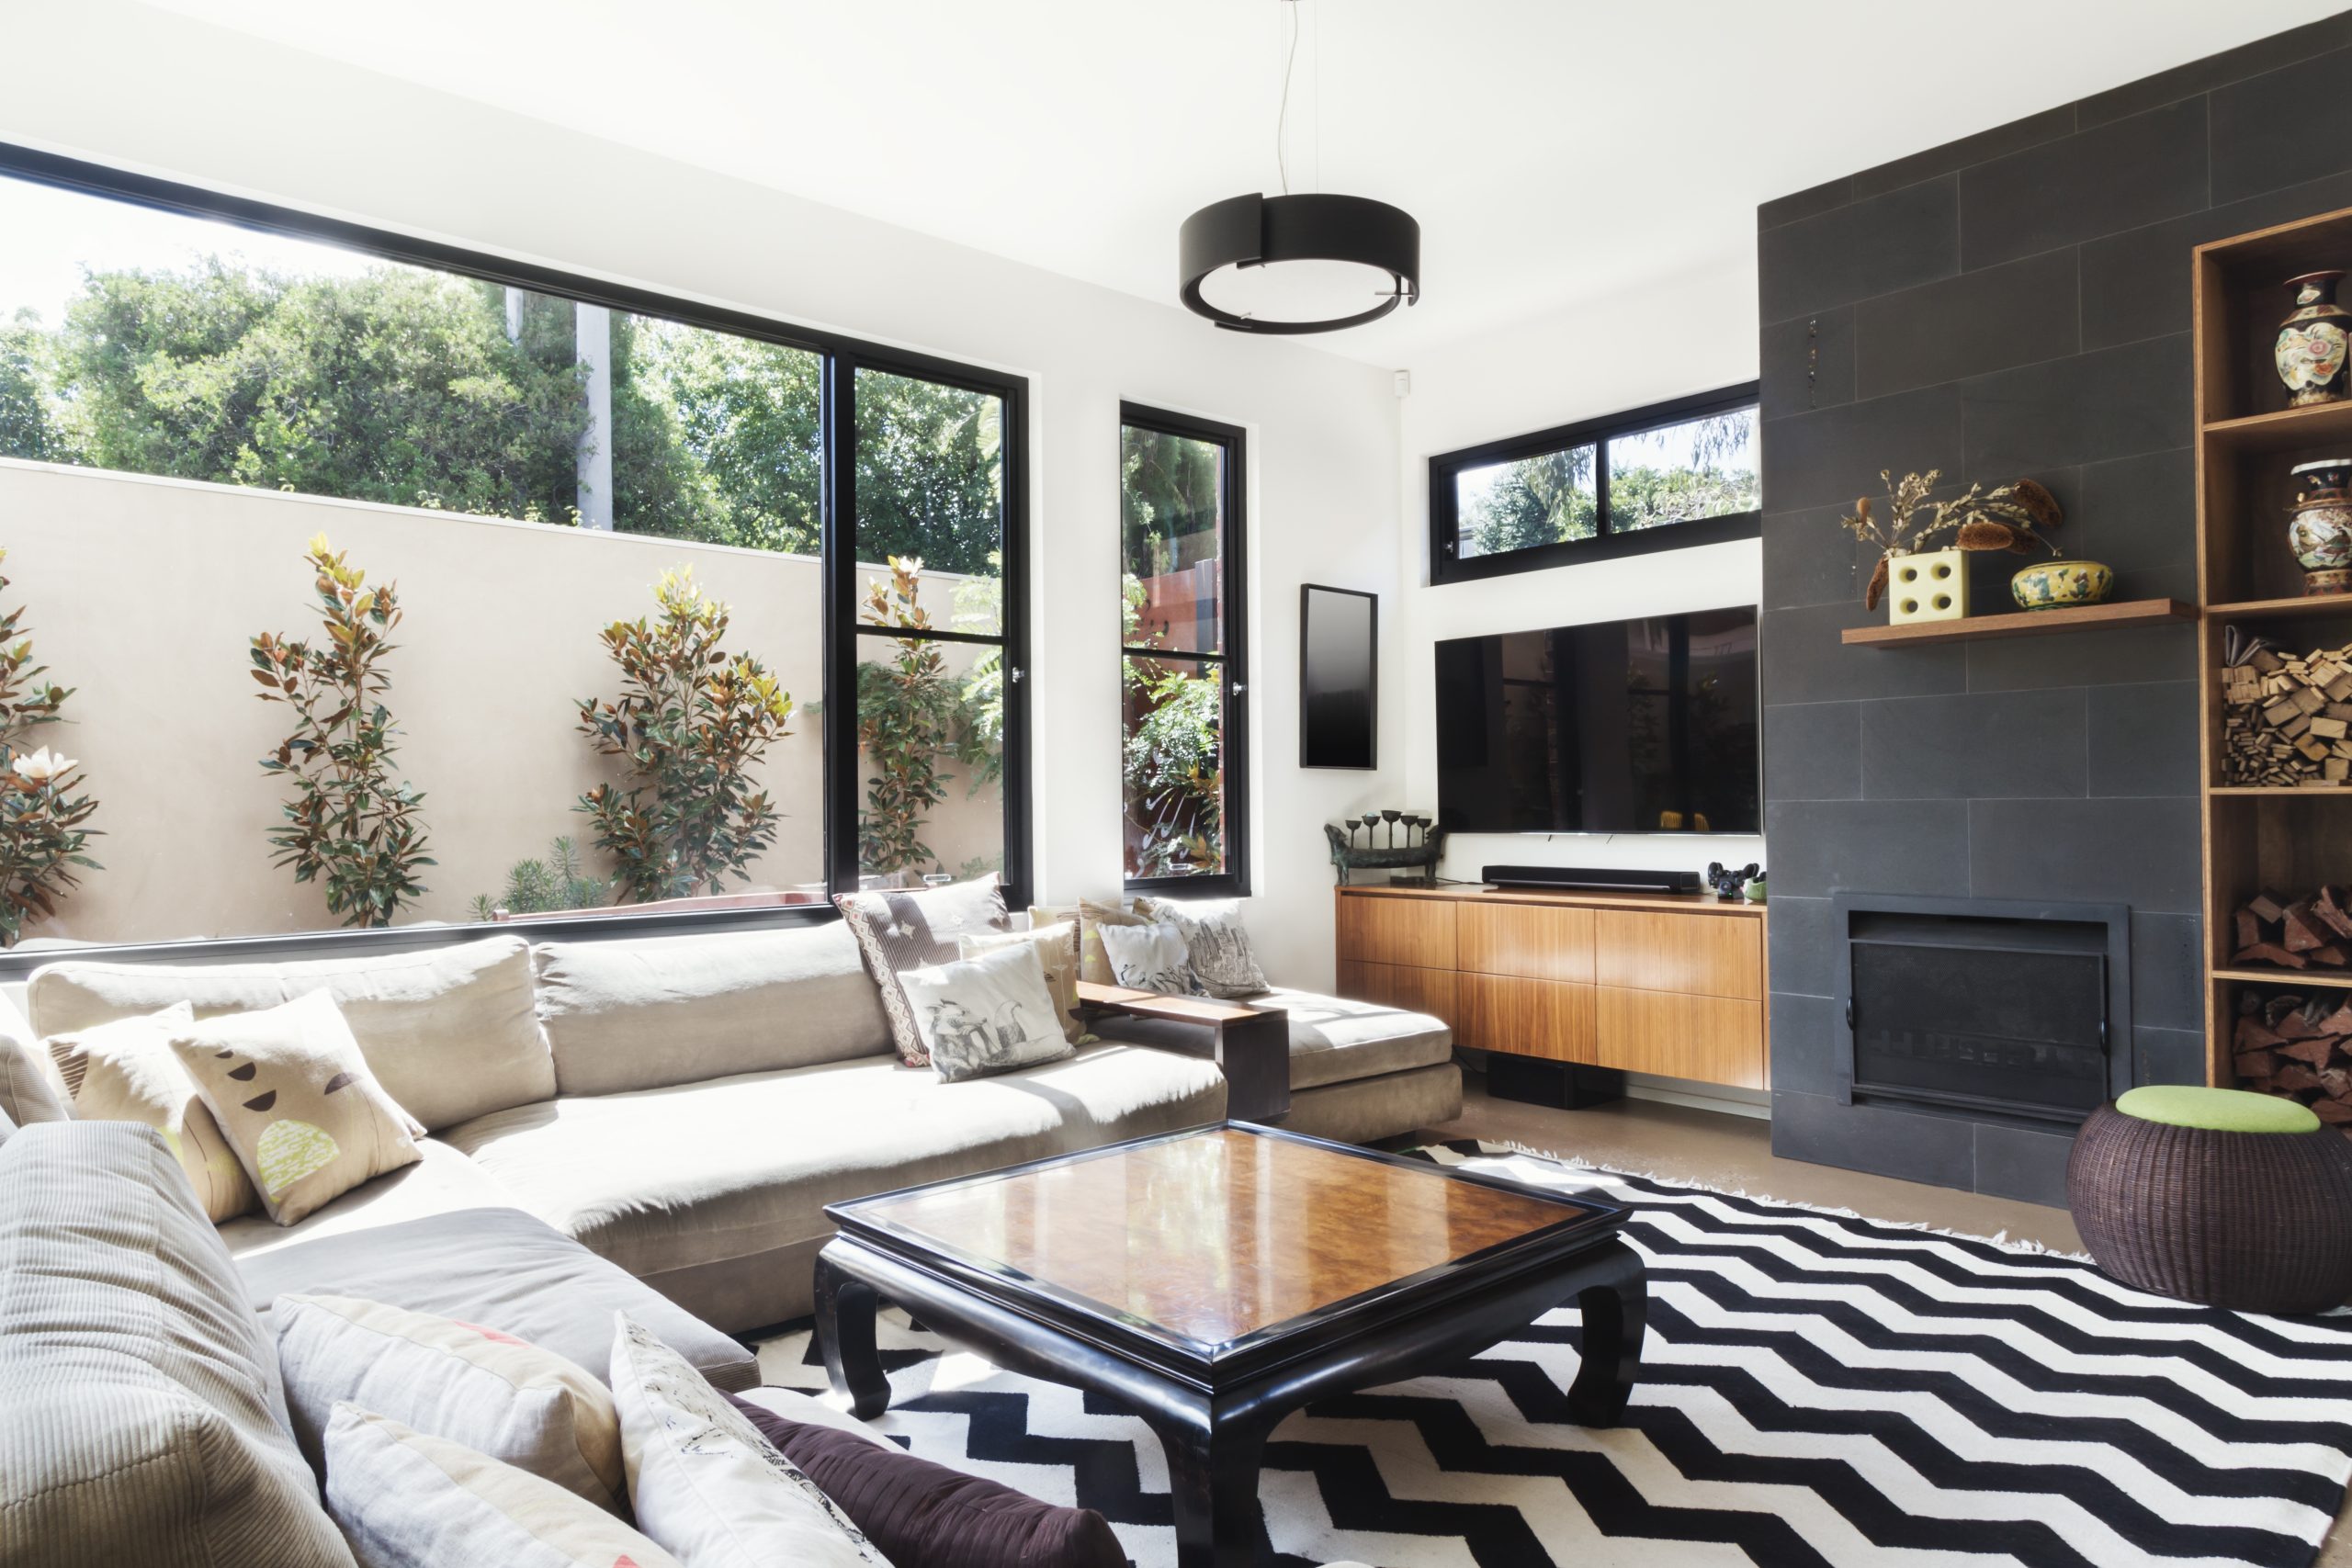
[725,1392,1125,1568]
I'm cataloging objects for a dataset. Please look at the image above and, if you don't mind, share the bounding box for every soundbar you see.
[1483,864,1702,895]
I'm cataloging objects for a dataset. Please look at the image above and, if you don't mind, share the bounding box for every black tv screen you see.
[1435,608,1759,836]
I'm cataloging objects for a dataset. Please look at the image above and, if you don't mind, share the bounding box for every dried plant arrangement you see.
[1840,470,2065,610]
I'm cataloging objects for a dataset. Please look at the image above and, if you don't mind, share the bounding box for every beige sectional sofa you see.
[15,916,1458,1330]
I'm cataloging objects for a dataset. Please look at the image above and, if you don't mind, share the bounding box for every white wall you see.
[1393,253,1767,887]
[0,1,1411,988]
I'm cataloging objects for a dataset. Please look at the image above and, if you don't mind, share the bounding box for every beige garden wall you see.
[0,457,1002,945]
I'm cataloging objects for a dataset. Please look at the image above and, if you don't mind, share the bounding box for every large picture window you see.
[1428,385,1760,585]
[0,144,1027,963]
[1118,403,1247,896]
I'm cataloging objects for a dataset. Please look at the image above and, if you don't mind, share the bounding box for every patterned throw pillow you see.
[609,1313,887,1568]
[959,922,1093,1044]
[276,1294,625,1512]
[835,875,1012,1066]
[896,942,1077,1083]
[1096,921,1206,997]
[47,1001,259,1223]
[1027,897,1149,986]
[322,1404,682,1568]
[0,1021,69,1127]
[166,989,423,1227]
[1142,897,1270,998]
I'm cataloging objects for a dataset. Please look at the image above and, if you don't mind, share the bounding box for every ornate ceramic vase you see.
[2010,559,2115,610]
[2277,270,2352,407]
[2290,458,2352,597]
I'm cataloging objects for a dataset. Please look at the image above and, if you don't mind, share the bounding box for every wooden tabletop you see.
[843,1126,1606,1351]
[1073,980,1273,1025]
[1337,883,1767,918]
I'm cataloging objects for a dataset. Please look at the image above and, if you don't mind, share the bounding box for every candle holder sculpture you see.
[1327,812,1447,886]
[1704,861,1762,902]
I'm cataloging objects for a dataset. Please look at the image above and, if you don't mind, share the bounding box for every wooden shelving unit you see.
[2195,203,2352,1088]
[1840,598,2193,648]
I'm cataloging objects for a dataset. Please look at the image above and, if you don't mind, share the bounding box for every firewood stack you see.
[2233,990,2352,1133]
[2222,637,2352,785]
[2231,886,2352,971]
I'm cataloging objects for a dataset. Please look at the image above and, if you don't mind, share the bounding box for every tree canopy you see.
[0,257,1007,574]
[1462,412,1758,558]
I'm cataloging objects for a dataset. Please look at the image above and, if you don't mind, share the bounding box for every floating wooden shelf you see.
[1840,597,2195,647]
[2211,967,2352,991]
[2206,594,2352,622]
[2202,400,2352,453]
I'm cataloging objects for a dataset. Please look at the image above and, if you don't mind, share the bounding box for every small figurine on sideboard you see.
[1705,862,1762,902]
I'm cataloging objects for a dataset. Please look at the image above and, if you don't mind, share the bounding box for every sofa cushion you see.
[837,876,1012,1066]
[531,921,890,1098]
[322,1404,681,1568]
[51,1000,260,1223]
[26,936,550,1134]
[0,1012,69,1127]
[169,990,426,1227]
[1250,987,1453,1089]
[612,1314,885,1568]
[275,1293,626,1511]
[220,1136,518,1260]
[234,1205,761,1395]
[0,1122,356,1567]
[444,1043,1227,1281]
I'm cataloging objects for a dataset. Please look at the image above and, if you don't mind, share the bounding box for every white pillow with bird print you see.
[894,942,1075,1083]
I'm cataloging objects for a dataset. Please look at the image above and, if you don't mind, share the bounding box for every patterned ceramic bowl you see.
[2011,559,2115,611]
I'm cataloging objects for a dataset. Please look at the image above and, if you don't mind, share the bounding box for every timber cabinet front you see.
[1334,885,1768,1090]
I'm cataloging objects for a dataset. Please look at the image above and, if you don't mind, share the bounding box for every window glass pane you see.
[854,367,1004,635]
[1120,424,1224,654]
[854,626,1006,889]
[1453,445,1596,559]
[0,172,831,943]
[1123,654,1225,880]
[1604,406,1759,532]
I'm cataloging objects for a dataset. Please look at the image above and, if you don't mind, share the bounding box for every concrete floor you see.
[1417,1076,2352,1566]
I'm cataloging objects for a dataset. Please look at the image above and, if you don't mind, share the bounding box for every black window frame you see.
[1117,400,1250,900]
[0,140,1032,976]
[1427,382,1761,586]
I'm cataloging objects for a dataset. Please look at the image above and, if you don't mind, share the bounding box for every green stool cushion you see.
[2116,1084,2321,1135]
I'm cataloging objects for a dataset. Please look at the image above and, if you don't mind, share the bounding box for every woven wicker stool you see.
[2068,1086,2352,1314]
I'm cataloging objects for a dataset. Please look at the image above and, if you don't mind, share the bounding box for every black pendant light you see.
[1179,2,1419,335]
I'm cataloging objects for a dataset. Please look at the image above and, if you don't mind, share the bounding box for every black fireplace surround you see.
[1833,893,2132,1129]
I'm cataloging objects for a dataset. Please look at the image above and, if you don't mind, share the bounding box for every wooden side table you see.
[1073,980,1291,1123]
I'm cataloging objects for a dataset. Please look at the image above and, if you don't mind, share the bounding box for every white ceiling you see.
[140,0,2350,366]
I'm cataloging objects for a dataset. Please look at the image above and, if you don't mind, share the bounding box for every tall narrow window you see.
[1119,403,1247,894]
[846,366,1017,891]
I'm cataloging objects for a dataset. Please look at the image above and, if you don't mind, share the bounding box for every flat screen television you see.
[1435,607,1759,836]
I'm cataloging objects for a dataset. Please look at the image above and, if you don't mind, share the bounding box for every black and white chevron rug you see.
[753,1139,2352,1568]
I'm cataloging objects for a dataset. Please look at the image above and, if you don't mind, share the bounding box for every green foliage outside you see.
[0,548,101,945]
[854,558,1002,882]
[1463,412,1758,557]
[250,536,434,928]
[576,568,796,904]
[0,258,1002,572]
[469,837,611,921]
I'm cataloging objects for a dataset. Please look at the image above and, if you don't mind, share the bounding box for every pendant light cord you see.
[1276,0,1301,196]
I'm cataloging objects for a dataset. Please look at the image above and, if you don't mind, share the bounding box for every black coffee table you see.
[815,1122,1644,1568]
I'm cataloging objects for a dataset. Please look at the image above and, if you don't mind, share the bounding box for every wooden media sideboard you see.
[1333,884,1769,1102]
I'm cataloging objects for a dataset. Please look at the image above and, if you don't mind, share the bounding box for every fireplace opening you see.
[1834,894,2132,1128]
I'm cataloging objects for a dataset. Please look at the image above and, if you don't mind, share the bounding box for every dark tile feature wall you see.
[1757,11,2352,1206]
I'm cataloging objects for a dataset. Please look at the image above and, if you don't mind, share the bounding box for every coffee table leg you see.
[1565,1239,1647,1427]
[813,1248,891,1420]
[1154,1411,1270,1568]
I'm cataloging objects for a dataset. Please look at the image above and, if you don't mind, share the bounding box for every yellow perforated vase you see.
[1886,548,1968,624]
